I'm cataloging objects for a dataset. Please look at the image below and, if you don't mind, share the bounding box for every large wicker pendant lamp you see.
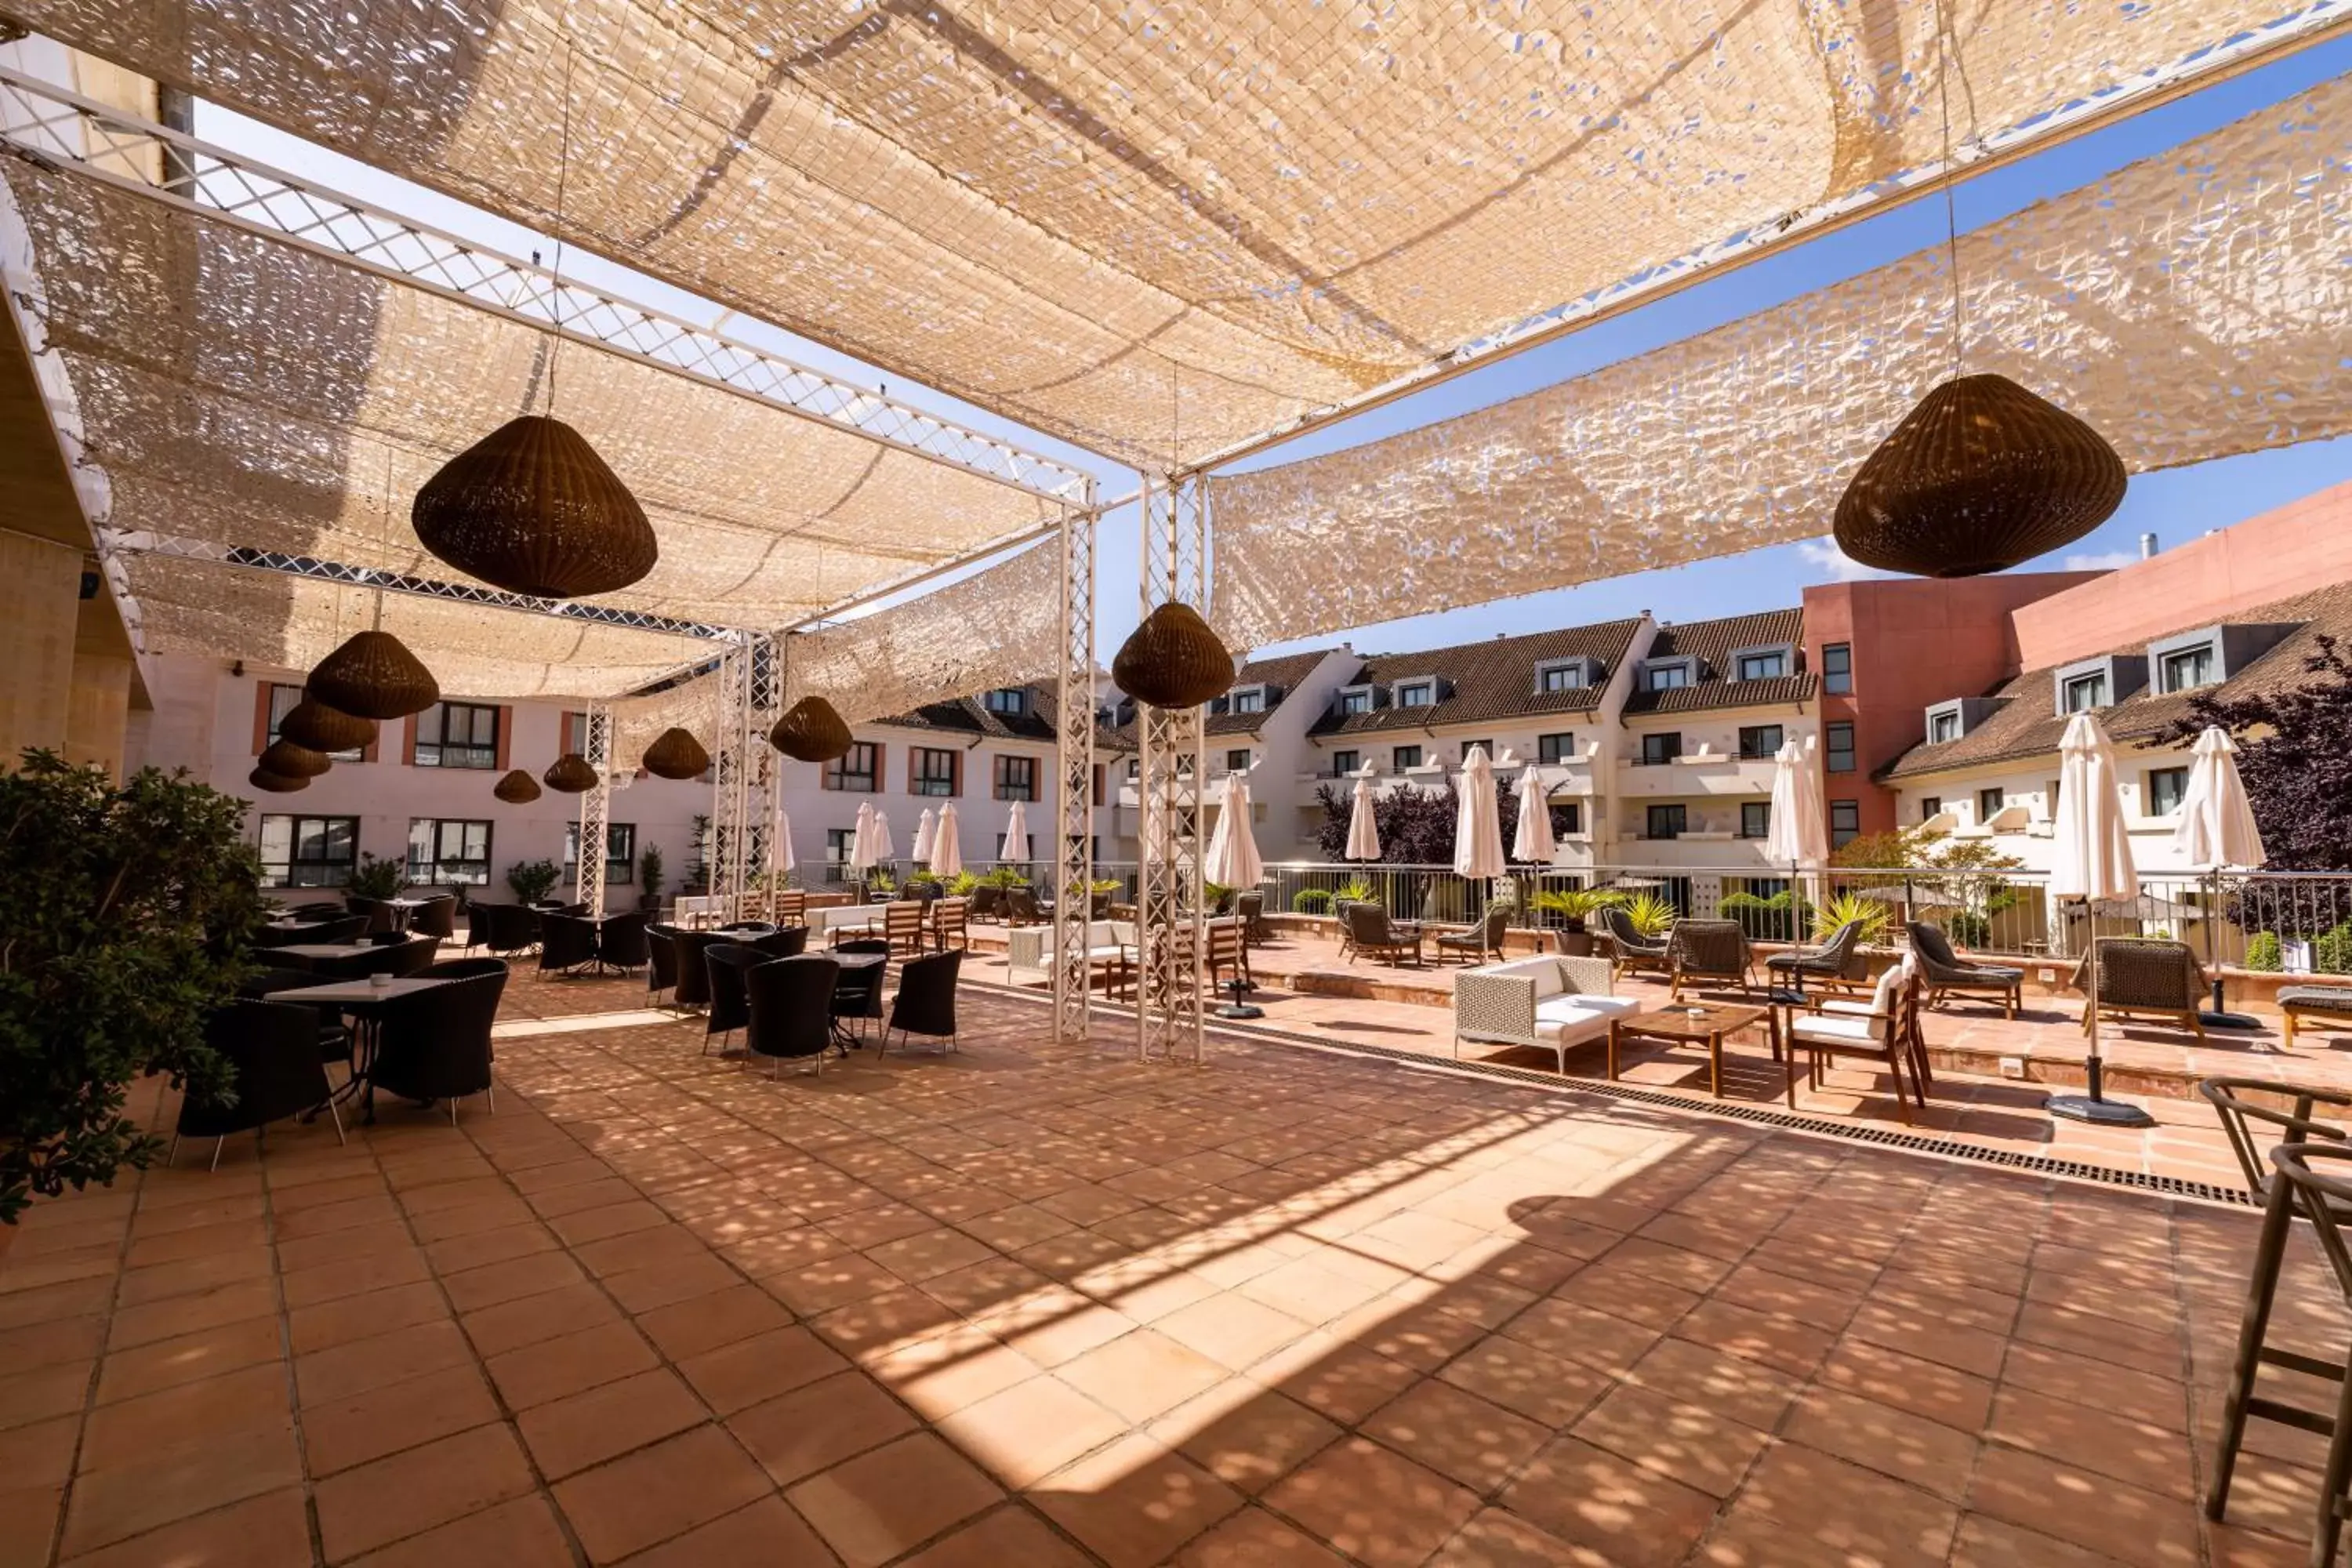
[308,630,439,720]
[1830,16,2123,578]
[769,697,852,763]
[249,766,307,793]
[1113,601,1233,710]
[258,738,333,779]
[642,727,710,779]
[493,768,543,804]
[544,753,598,793]
[278,697,377,754]
[412,416,656,599]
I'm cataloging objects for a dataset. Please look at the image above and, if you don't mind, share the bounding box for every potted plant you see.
[347,851,407,901]
[507,858,561,906]
[2,753,266,1222]
[1089,877,1121,916]
[1530,887,1620,956]
[637,844,665,914]
[946,871,981,897]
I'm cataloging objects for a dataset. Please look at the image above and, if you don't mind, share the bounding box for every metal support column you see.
[1054,490,1100,1046]
[710,632,757,919]
[575,706,612,921]
[1137,475,1209,1065]
[749,635,783,920]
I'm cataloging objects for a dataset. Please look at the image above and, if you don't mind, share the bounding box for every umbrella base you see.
[2199,1011,2263,1031]
[1213,1004,1266,1020]
[2045,1093,2154,1128]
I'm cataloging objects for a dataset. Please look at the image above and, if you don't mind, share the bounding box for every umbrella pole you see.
[2197,867,2259,1029]
[2048,925,2153,1127]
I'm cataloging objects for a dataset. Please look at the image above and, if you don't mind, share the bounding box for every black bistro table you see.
[274,975,452,1123]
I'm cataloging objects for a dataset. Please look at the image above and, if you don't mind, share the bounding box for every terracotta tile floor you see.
[4,969,2347,1566]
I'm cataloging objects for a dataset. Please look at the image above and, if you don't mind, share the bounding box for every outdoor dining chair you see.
[774,889,808,927]
[538,913,601,976]
[597,911,650,974]
[750,927,808,960]
[174,999,341,1168]
[745,955,840,1076]
[884,901,927,956]
[932,898,969,951]
[644,924,681,1006]
[831,939,890,1043]
[704,944,764,1053]
[883,950,962,1056]
[368,966,505,1123]
[1788,954,1928,1123]
[1666,919,1754,1000]
[409,895,458,940]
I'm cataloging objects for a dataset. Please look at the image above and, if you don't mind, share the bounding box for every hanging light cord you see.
[548,43,575,416]
[1935,0,1963,379]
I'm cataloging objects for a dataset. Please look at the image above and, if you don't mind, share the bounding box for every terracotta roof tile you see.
[1621,608,1816,715]
[1304,622,1644,739]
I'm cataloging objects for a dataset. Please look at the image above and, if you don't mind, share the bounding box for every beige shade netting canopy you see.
[1,158,1060,637]
[8,0,2324,467]
[1208,78,2352,647]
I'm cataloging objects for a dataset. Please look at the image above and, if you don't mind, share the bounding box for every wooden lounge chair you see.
[1436,904,1510,965]
[1765,919,1866,996]
[1906,921,2023,1018]
[1595,905,1670,980]
[1341,901,1419,965]
[2279,986,2352,1050]
[1666,919,1753,1000]
[2074,936,2205,1040]
[1791,956,1929,1123]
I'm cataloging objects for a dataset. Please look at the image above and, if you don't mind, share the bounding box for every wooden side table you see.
[1609,1002,1784,1102]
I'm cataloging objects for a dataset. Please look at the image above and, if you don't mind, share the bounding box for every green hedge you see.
[1292,888,1334,915]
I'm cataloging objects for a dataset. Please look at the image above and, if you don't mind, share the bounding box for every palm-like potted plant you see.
[1529,887,1621,956]
[637,844,664,914]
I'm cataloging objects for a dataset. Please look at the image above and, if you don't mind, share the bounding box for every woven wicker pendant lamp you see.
[642,727,710,779]
[249,767,307,793]
[308,630,439,720]
[278,698,377,754]
[1113,601,1233,710]
[769,697,852,763]
[412,416,657,598]
[258,738,333,779]
[493,768,543,804]
[544,753,598,793]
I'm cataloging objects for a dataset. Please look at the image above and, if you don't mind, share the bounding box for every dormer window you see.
[1640,658,1695,692]
[2061,670,2107,713]
[2158,641,2216,694]
[982,688,1026,716]
[1926,702,1963,744]
[2051,654,2143,717]
[1397,681,1435,708]
[1730,644,1792,682]
[1229,684,1267,714]
[1534,657,1593,694]
[1336,685,1375,716]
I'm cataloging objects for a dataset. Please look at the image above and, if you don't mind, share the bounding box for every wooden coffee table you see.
[1609,1002,1784,1102]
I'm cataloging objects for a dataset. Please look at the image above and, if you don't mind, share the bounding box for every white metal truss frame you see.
[1135,475,1208,1066]
[709,631,781,919]
[575,706,613,921]
[0,64,1090,506]
[1051,488,1098,1046]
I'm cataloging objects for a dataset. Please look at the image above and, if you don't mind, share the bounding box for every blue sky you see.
[197,32,2352,663]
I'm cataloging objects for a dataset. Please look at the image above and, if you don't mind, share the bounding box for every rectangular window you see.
[1339,689,1373,715]
[1556,801,1581,835]
[1737,724,1784,760]
[1229,688,1265,714]
[2161,644,2216,693]
[563,711,589,756]
[1397,681,1435,707]
[1392,746,1423,771]
[1639,732,1680,766]
[825,827,857,881]
[258,815,359,888]
[266,683,362,761]
[1929,710,1961,744]
[406,818,492,886]
[1537,662,1585,693]
[412,701,500,769]
[2147,766,2190,815]
[1830,800,1861,848]
[994,754,1038,801]
[910,746,957,797]
[1735,650,1787,681]
[1645,804,1686,840]
[1921,796,1943,822]
[1330,750,1359,776]
[1977,787,2005,822]
[982,688,1026,715]
[1740,801,1770,838]
[1825,721,1855,773]
[824,742,878,792]
[1821,643,1852,695]
[562,822,635,885]
[2062,672,2107,713]
[1538,732,1575,764]
[1643,662,1691,692]
[1127,757,1141,781]
[1091,765,1105,807]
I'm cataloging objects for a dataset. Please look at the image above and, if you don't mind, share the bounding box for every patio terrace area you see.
[2,967,2339,1568]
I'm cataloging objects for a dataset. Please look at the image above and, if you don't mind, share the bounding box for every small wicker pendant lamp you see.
[769,697,852,763]
[544,753,598,793]
[258,738,333,779]
[1113,601,1233,710]
[1830,16,2122,577]
[278,698,377,754]
[494,768,543,804]
[642,727,710,779]
[307,630,439,720]
[249,767,308,793]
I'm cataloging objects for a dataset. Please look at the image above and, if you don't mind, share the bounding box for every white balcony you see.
[1615,753,1777,798]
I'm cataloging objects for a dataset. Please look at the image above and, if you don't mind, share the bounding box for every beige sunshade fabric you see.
[11,0,2325,468]
[1207,78,2352,647]
[124,555,705,700]
[0,158,1059,629]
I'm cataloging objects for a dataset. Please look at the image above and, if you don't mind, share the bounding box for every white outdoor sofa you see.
[1454,954,1638,1073]
[1007,920,1138,986]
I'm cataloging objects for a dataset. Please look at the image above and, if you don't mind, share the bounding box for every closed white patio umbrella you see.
[871,808,896,865]
[1763,739,1830,935]
[772,809,796,875]
[931,803,964,878]
[1511,760,1557,864]
[1345,765,1382,862]
[2175,725,2267,1028]
[912,807,937,866]
[999,799,1030,868]
[1454,745,1506,883]
[2048,711,2151,1127]
[849,800,876,873]
[1206,769,1265,889]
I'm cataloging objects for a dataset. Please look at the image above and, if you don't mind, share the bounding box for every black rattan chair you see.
[303,915,370,947]
[539,913,600,975]
[884,950,961,1057]
[1905,920,2023,1017]
[174,1000,341,1167]
[409,895,458,939]
[345,895,399,934]
[473,901,540,958]
[746,955,840,1077]
[646,924,682,1006]
[705,943,762,1052]
[597,911,649,974]
[752,927,808,960]
[426,956,509,981]
[670,930,723,1008]
[1766,919,1866,995]
[831,940,890,1043]
[368,965,505,1122]
[238,967,353,1067]
[1436,905,1510,965]
[1595,905,1671,978]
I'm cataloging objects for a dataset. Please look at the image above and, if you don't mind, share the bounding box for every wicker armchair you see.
[1666,919,1753,1000]
[1341,901,1419,966]
[1595,905,1671,978]
[2074,937,2205,1040]
[1905,922,2023,1018]
[1764,920,1865,996]
[1436,904,1511,965]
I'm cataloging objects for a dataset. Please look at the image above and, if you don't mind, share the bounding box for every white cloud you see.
[1792,536,1896,583]
[2062,549,2140,572]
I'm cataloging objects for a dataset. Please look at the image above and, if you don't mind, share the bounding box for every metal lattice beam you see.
[1053,489,1098,1046]
[0,65,1090,506]
[1136,475,1208,1066]
[576,706,613,921]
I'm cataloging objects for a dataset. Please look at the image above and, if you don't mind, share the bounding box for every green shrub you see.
[2317,921,2352,975]
[347,852,407,899]
[1943,910,1991,950]
[1293,888,1334,916]
[506,858,561,904]
[2245,931,2283,971]
[638,844,665,900]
